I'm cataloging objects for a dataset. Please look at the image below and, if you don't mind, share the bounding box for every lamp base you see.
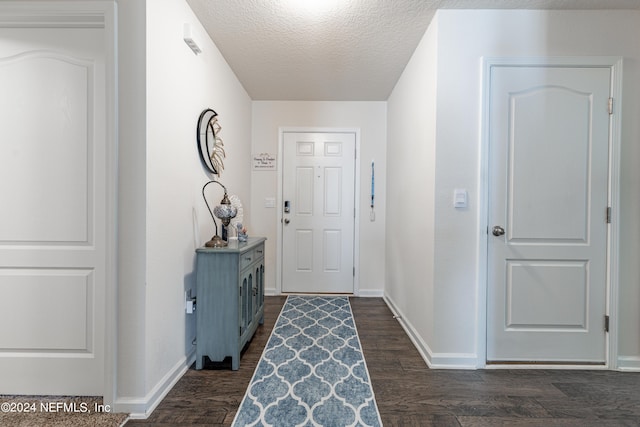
[205,235,227,248]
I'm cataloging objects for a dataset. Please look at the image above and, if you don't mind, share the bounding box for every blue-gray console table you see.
[195,237,265,370]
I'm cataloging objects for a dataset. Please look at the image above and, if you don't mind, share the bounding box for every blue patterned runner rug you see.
[232,295,382,427]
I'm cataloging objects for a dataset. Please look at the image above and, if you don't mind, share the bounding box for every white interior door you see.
[282,132,356,293]
[487,65,611,363]
[0,15,108,394]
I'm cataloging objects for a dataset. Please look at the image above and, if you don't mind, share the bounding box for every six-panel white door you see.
[487,65,611,363]
[282,132,356,294]
[0,23,107,393]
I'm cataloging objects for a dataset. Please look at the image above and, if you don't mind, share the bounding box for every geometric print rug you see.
[232,295,382,427]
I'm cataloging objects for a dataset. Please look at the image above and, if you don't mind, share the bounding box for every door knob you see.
[284,218,290,225]
[492,225,505,236]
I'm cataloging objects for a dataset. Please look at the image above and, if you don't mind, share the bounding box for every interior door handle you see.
[492,225,505,236]
[284,218,290,225]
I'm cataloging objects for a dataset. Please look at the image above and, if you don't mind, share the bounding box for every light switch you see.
[454,189,467,208]
[264,197,276,208]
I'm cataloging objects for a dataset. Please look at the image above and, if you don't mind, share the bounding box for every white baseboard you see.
[617,356,640,371]
[355,288,384,297]
[113,349,196,418]
[383,295,478,370]
[265,288,384,297]
[428,353,481,369]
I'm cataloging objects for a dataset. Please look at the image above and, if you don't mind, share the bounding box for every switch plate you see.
[264,197,276,208]
[454,189,467,208]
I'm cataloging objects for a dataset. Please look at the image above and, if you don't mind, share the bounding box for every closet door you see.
[0,3,113,395]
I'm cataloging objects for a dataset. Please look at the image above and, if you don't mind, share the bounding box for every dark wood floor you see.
[126,296,640,426]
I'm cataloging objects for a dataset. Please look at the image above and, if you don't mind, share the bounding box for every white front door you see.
[282,132,356,294]
[0,10,109,394]
[487,65,611,363]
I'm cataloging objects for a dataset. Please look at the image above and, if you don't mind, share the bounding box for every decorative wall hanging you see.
[197,108,225,175]
[370,160,375,221]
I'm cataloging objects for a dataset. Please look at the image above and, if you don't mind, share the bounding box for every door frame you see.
[276,127,361,295]
[0,0,118,401]
[478,56,623,369]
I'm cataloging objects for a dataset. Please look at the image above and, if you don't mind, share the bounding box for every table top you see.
[196,236,266,254]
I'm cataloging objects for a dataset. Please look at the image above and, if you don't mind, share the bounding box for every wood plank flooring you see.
[126,296,640,426]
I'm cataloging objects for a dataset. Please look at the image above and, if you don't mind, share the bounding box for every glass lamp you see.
[202,180,237,247]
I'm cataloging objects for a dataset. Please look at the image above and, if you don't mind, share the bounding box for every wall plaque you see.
[252,153,277,171]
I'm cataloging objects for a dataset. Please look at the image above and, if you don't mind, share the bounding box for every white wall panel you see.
[324,141,342,156]
[295,230,313,271]
[323,230,341,272]
[296,167,314,215]
[0,54,90,244]
[0,268,92,350]
[297,141,314,156]
[509,87,590,243]
[323,167,342,216]
[385,14,439,357]
[506,261,588,329]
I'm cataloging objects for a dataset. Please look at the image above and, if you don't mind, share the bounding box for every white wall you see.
[387,9,640,369]
[115,0,253,415]
[386,18,438,362]
[115,0,147,406]
[251,101,387,296]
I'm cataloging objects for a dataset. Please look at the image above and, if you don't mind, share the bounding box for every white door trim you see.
[276,127,361,296]
[478,56,622,369]
[0,0,118,401]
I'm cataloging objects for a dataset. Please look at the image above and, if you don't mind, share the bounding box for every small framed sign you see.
[252,153,277,171]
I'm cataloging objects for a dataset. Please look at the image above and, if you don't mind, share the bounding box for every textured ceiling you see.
[187,0,640,101]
